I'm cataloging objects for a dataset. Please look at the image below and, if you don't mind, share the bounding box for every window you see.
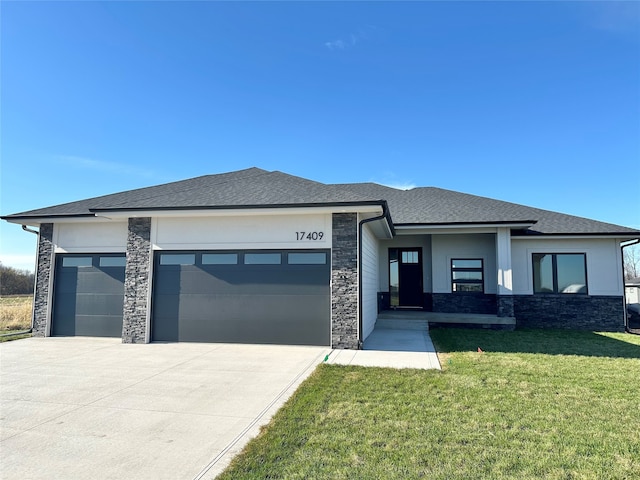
[401,251,419,264]
[202,253,238,265]
[532,253,587,294]
[99,256,126,267]
[288,252,327,265]
[160,254,196,265]
[244,253,282,265]
[62,257,92,267]
[451,259,483,293]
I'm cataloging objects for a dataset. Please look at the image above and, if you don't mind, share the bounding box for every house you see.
[626,278,640,305]
[3,167,639,348]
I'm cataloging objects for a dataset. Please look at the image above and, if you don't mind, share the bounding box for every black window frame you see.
[451,258,484,293]
[532,253,588,295]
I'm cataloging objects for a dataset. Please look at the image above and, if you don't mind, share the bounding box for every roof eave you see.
[395,220,537,229]
[511,232,640,238]
[88,200,386,214]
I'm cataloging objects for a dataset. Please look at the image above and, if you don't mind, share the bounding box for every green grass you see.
[218,329,640,480]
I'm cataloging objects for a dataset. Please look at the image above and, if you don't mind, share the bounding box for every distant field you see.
[0,295,32,332]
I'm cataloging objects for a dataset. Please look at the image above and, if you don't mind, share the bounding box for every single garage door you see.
[151,249,331,345]
[52,254,126,337]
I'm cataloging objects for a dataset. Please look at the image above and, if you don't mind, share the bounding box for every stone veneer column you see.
[331,213,359,349]
[122,217,152,343]
[497,296,515,317]
[32,223,54,337]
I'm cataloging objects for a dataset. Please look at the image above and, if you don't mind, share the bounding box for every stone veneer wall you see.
[514,295,625,331]
[32,223,54,337]
[377,292,433,312]
[432,293,497,315]
[122,217,152,343]
[497,295,515,317]
[331,213,359,349]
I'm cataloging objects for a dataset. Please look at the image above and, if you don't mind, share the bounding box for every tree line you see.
[0,263,35,295]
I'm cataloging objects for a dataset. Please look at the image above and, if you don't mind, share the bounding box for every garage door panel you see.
[54,269,125,294]
[74,293,125,316]
[173,295,330,344]
[172,293,327,319]
[54,315,124,337]
[174,277,330,296]
[76,272,125,294]
[52,254,125,338]
[152,250,330,345]
[177,270,328,292]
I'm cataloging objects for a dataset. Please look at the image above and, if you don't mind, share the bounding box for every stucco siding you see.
[361,222,379,340]
[54,222,128,253]
[511,237,623,296]
[154,214,331,250]
[431,234,497,294]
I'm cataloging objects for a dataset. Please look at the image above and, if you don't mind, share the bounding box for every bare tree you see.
[623,244,640,281]
[0,262,35,295]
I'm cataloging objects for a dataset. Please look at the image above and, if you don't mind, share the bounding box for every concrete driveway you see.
[0,337,329,479]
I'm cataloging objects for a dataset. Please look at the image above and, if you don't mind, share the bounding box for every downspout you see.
[621,238,640,332]
[357,202,393,349]
[21,225,39,334]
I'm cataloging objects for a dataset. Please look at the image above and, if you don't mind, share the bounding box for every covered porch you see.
[375,227,517,318]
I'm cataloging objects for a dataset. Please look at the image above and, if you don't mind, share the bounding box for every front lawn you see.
[219,329,640,479]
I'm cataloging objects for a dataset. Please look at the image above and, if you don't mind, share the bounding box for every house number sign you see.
[295,231,324,241]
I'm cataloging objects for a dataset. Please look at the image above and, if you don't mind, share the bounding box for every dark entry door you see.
[390,248,423,307]
[399,249,423,306]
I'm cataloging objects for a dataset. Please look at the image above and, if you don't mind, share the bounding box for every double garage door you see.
[151,249,331,346]
[52,250,330,346]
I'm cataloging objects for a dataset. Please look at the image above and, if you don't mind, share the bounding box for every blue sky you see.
[1,1,639,271]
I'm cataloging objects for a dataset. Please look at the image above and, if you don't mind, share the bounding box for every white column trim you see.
[496,227,513,295]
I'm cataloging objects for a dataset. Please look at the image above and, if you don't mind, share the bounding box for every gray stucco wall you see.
[331,213,359,349]
[122,217,152,343]
[32,223,53,337]
[514,295,625,331]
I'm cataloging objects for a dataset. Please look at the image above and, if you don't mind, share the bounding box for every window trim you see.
[532,253,588,295]
[451,258,484,293]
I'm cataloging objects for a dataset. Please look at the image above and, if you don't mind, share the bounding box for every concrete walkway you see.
[326,324,441,370]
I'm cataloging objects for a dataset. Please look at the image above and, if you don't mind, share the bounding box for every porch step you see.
[376,310,516,329]
[426,312,516,326]
[375,319,429,331]
[377,311,431,320]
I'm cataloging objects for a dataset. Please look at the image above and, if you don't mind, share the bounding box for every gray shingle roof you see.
[336,183,639,235]
[3,167,639,236]
[5,168,378,217]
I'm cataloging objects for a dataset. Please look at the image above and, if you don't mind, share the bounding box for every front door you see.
[389,248,423,308]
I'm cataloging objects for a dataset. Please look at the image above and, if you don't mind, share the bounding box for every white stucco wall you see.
[153,214,331,250]
[378,235,432,292]
[511,237,623,296]
[361,222,379,340]
[53,222,128,252]
[431,234,497,294]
